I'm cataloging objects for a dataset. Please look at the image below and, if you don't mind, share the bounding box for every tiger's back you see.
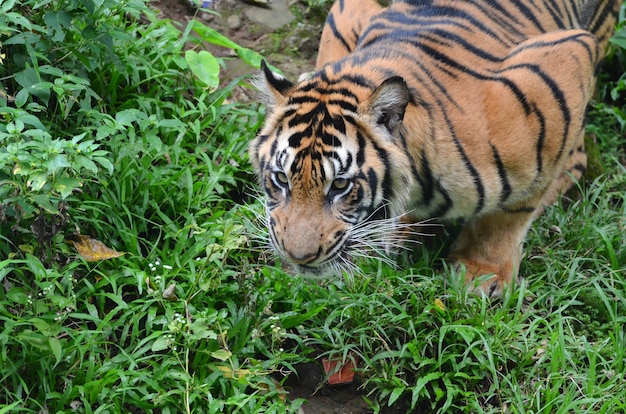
[250,0,622,294]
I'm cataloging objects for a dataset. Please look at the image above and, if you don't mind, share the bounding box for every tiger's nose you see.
[283,246,322,265]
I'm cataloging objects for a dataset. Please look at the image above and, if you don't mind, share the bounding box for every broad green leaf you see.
[7,287,29,305]
[158,118,185,128]
[185,50,220,89]
[282,304,327,329]
[0,259,12,282]
[211,349,232,361]
[13,111,47,130]
[0,402,22,414]
[81,0,96,16]
[30,317,51,333]
[93,156,114,175]
[74,154,98,174]
[45,154,70,173]
[0,0,17,13]
[115,109,139,125]
[609,27,626,49]
[236,47,263,67]
[48,337,62,364]
[411,372,443,408]
[54,176,80,199]
[190,20,240,49]
[44,11,71,42]
[151,336,170,352]
[18,331,49,350]
[38,65,64,77]
[28,172,47,191]
[189,323,218,341]
[14,89,29,108]
[30,194,59,214]
[14,67,40,90]
[3,12,32,30]
[28,82,54,104]
[388,387,405,406]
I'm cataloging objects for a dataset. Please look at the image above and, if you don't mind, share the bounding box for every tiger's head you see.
[249,61,418,276]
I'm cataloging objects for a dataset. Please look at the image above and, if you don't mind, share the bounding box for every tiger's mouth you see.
[283,247,355,277]
[272,215,425,277]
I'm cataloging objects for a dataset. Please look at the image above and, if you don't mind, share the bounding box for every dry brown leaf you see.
[71,235,125,262]
[162,283,178,301]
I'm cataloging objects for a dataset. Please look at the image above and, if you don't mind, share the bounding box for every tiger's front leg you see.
[448,30,601,296]
[448,208,537,297]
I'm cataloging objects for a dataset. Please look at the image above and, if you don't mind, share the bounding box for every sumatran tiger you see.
[249,0,622,296]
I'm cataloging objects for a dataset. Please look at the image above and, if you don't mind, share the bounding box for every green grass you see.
[1,0,625,412]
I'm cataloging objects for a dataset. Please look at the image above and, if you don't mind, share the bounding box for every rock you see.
[200,12,215,21]
[227,14,242,29]
[243,0,294,30]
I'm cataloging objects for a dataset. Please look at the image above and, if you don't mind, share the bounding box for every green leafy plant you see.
[0,0,625,412]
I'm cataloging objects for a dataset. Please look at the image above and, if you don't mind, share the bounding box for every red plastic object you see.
[322,358,357,385]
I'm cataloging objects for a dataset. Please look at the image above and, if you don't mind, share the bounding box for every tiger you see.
[249,0,622,296]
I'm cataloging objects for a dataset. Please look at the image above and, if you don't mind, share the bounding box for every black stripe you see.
[410,42,532,113]
[510,0,545,31]
[541,0,565,29]
[431,185,453,218]
[366,168,379,209]
[368,138,393,206]
[489,142,512,204]
[324,231,346,258]
[469,1,525,40]
[325,11,352,54]
[502,206,536,214]
[532,103,546,175]
[502,63,571,165]
[587,1,617,34]
[506,32,596,66]
[288,125,313,147]
[255,134,270,146]
[419,31,502,63]
[328,99,358,113]
[449,122,485,215]
[419,150,435,203]
[360,6,506,47]
[356,132,366,167]
[396,129,421,192]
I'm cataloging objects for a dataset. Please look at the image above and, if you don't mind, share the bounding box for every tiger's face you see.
[250,62,415,275]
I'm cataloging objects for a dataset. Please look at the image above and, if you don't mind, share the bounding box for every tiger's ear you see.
[365,76,410,135]
[255,60,294,107]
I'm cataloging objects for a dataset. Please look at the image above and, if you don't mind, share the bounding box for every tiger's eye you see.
[332,178,349,191]
[275,171,289,186]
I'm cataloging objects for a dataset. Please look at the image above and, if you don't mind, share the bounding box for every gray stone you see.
[243,0,295,30]
[227,14,242,29]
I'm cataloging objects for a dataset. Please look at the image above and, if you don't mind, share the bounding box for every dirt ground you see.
[148,0,379,412]
[151,0,320,97]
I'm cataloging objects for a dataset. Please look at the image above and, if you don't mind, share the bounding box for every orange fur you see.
[250,0,622,295]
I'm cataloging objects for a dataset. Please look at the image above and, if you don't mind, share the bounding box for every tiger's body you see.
[250,0,622,295]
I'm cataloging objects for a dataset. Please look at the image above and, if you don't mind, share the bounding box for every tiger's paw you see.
[451,258,514,297]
